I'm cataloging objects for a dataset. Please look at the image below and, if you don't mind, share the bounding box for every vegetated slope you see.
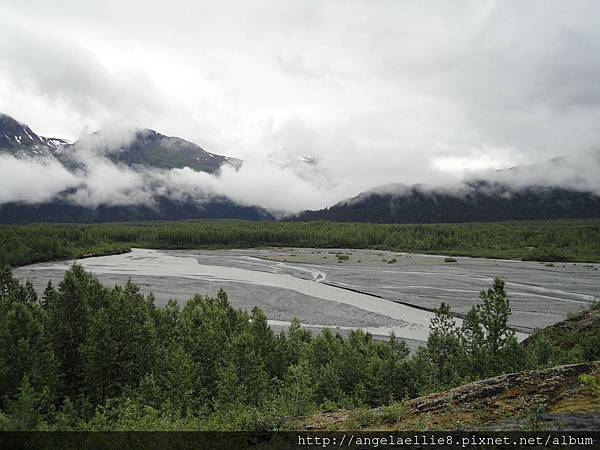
[294,362,600,431]
[1,259,598,432]
[0,197,273,225]
[522,303,600,357]
[295,181,600,223]
[292,305,600,431]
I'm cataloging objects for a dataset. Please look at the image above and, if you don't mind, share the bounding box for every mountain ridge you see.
[3,112,600,224]
[0,113,68,158]
[57,127,242,173]
[0,112,271,223]
[294,180,600,223]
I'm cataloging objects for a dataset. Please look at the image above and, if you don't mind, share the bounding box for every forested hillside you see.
[296,182,600,223]
[1,265,597,431]
[1,219,600,268]
[0,198,273,225]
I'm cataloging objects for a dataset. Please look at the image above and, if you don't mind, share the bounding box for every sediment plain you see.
[15,247,599,344]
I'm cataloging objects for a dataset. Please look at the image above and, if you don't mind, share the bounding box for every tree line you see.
[2,219,599,268]
[0,266,596,431]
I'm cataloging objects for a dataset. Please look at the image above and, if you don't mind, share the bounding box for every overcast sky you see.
[1,1,600,210]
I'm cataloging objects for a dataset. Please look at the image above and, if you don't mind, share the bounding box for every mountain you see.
[0,196,273,224]
[57,128,242,173]
[4,111,600,225]
[294,180,600,223]
[0,113,271,223]
[0,113,68,158]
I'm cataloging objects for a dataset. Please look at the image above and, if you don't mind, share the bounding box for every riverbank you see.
[3,219,600,268]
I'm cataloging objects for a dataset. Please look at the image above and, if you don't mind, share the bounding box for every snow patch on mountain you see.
[267,149,336,190]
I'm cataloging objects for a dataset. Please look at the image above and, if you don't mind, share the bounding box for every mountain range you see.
[1,112,600,224]
[0,113,272,223]
[294,180,600,223]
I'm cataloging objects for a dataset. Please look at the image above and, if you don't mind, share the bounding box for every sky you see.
[1,1,600,211]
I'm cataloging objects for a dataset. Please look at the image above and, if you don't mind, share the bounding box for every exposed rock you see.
[292,362,600,431]
[403,363,597,419]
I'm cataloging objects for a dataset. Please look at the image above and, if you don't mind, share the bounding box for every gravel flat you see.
[14,247,598,344]
[177,247,598,333]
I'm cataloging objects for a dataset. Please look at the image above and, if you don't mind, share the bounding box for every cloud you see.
[1,1,600,211]
[0,6,164,138]
[67,158,155,208]
[186,158,344,212]
[66,151,347,212]
[470,151,600,194]
[1,129,599,214]
[0,124,343,211]
[0,155,79,204]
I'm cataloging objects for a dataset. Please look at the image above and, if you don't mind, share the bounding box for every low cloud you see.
[471,151,600,194]
[0,155,79,204]
[67,158,154,207]
[2,1,600,196]
[0,127,348,212]
[2,1,600,212]
[1,127,599,214]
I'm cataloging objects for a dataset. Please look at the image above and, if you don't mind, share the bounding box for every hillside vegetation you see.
[296,182,600,224]
[292,362,600,431]
[294,304,600,431]
[0,265,598,431]
[2,219,600,268]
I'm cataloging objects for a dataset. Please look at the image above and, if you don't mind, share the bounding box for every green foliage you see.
[335,253,350,262]
[526,400,547,431]
[82,281,157,404]
[381,401,406,426]
[0,266,597,431]
[477,278,522,375]
[278,358,316,417]
[426,303,465,389]
[461,307,486,378]
[0,379,46,431]
[423,278,531,390]
[2,219,600,269]
[579,374,600,397]
[347,405,377,430]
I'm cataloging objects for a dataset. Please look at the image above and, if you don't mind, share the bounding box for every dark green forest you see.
[2,219,600,268]
[0,266,597,431]
[295,183,600,224]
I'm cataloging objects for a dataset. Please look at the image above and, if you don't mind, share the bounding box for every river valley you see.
[14,247,599,346]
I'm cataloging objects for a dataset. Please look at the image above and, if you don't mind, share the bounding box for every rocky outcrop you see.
[405,363,596,416]
[294,362,600,431]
